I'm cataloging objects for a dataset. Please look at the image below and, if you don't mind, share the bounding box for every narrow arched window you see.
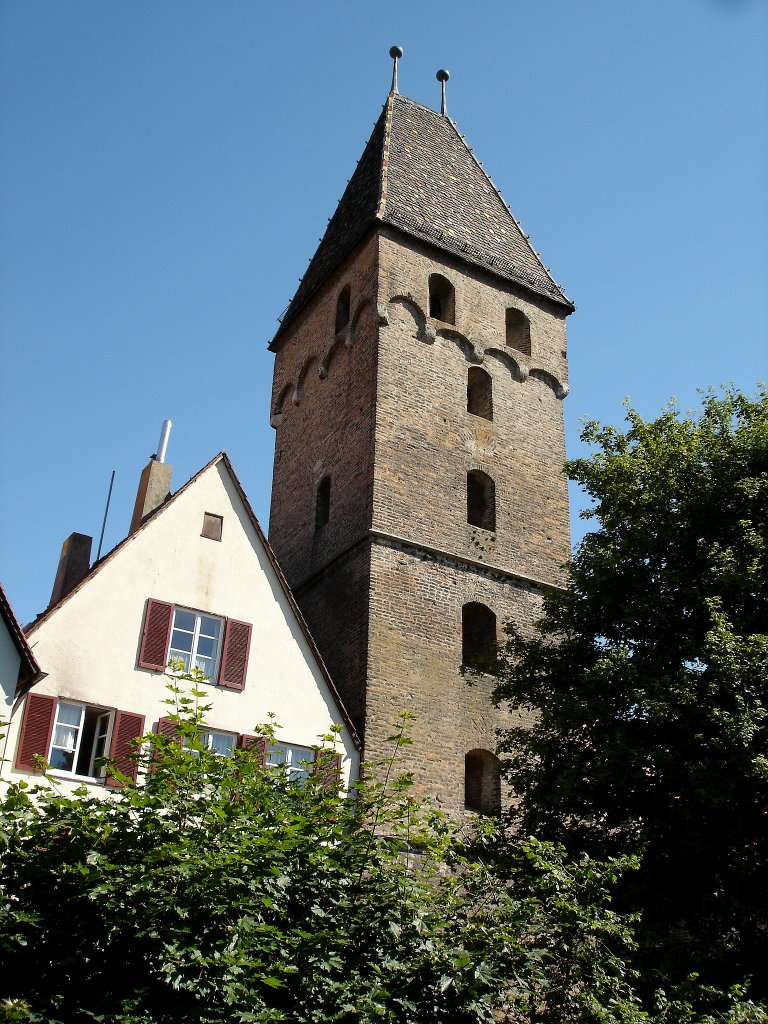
[315,477,331,530]
[428,274,455,324]
[335,285,351,334]
[462,602,497,672]
[467,471,495,531]
[506,307,531,355]
[465,749,501,815]
[467,367,493,420]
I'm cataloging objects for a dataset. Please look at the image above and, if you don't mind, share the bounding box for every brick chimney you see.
[50,532,92,607]
[129,419,173,534]
[129,459,172,534]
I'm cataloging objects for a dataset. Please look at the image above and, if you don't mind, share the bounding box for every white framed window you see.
[48,701,113,780]
[168,608,223,681]
[182,729,237,758]
[267,741,315,782]
[201,730,237,757]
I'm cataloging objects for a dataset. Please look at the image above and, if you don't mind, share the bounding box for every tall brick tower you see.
[268,63,574,816]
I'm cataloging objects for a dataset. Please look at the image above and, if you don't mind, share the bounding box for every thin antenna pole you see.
[390,45,403,93]
[436,68,450,115]
[96,469,115,561]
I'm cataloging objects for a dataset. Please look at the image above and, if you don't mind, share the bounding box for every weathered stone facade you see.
[268,91,573,816]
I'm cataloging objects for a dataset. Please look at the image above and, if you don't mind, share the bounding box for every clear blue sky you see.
[1,0,766,626]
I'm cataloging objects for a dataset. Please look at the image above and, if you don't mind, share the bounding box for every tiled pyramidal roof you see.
[273,92,573,344]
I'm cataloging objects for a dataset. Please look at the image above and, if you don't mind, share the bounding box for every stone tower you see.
[268,74,574,816]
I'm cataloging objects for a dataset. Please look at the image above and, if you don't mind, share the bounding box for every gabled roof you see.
[271,91,573,347]
[0,582,42,689]
[26,454,361,750]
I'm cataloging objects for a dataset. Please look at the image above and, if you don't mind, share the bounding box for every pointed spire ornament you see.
[389,46,403,93]
[436,68,450,115]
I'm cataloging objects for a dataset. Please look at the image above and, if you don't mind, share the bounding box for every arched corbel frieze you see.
[529,367,569,400]
[436,326,483,365]
[270,382,293,427]
[387,294,436,343]
[321,297,371,378]
[350,296,371,338]
[319,340,344,380]
[293,355,318,405]
[484,346,529,384]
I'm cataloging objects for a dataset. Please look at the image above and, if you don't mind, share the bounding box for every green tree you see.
[494,386,768,999]
[0,676,651,1024]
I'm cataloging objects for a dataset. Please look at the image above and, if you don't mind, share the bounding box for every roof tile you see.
[272,92,572,345]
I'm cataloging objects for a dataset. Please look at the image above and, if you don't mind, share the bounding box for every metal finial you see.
[389,46,403,93]
[436,68,450,115]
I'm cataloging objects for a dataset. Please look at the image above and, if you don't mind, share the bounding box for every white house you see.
[1,452,360,794]
[0,583,43,718]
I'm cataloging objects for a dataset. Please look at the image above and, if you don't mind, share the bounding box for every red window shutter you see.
[219,619,252,690]
[238,734,268,764]
[105,710,145,787]
[15,693,57,772]
[155,717,181,742]
[151,716,181,770]
[138,599,173,671]
[313,749,343,790]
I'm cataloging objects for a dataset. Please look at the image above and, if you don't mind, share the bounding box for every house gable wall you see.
[3,460,358,794]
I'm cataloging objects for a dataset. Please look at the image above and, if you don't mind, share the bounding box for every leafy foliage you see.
[494,386,768,1000]
[0,676,652,1024]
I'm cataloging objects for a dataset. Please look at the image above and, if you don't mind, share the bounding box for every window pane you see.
[199,616,221,640]
[56,702,83,728]
[49,747,75,771]
[170,629,193,653]
[90,714,111,773]
[52,724,78,750]
[174,609,196,632]
[168,648,192,672]
[287,744,314,765]
[50,703,83,772]
[194,655,213,679]
[267,744,287,767]
[196,636,216,659]
[169,609,223,683]
[206,732,235,757]
[268,743,313,782]
[287,744,314,781]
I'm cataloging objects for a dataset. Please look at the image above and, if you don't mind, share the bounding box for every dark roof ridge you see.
[374,92,395,219]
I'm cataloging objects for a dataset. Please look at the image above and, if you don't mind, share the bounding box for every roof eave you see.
[0,582,43,690]
[379,218,575,313]
[268,219,382,351]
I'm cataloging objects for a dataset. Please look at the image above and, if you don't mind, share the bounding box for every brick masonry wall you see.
[268,225,572,817]
[365,539,543,815]
[268,233,381,734]
[375,229,571,587]
[269,232,380,587]
[293,542,372,733]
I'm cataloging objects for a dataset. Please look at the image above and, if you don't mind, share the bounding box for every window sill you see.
[48,770,106,787]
